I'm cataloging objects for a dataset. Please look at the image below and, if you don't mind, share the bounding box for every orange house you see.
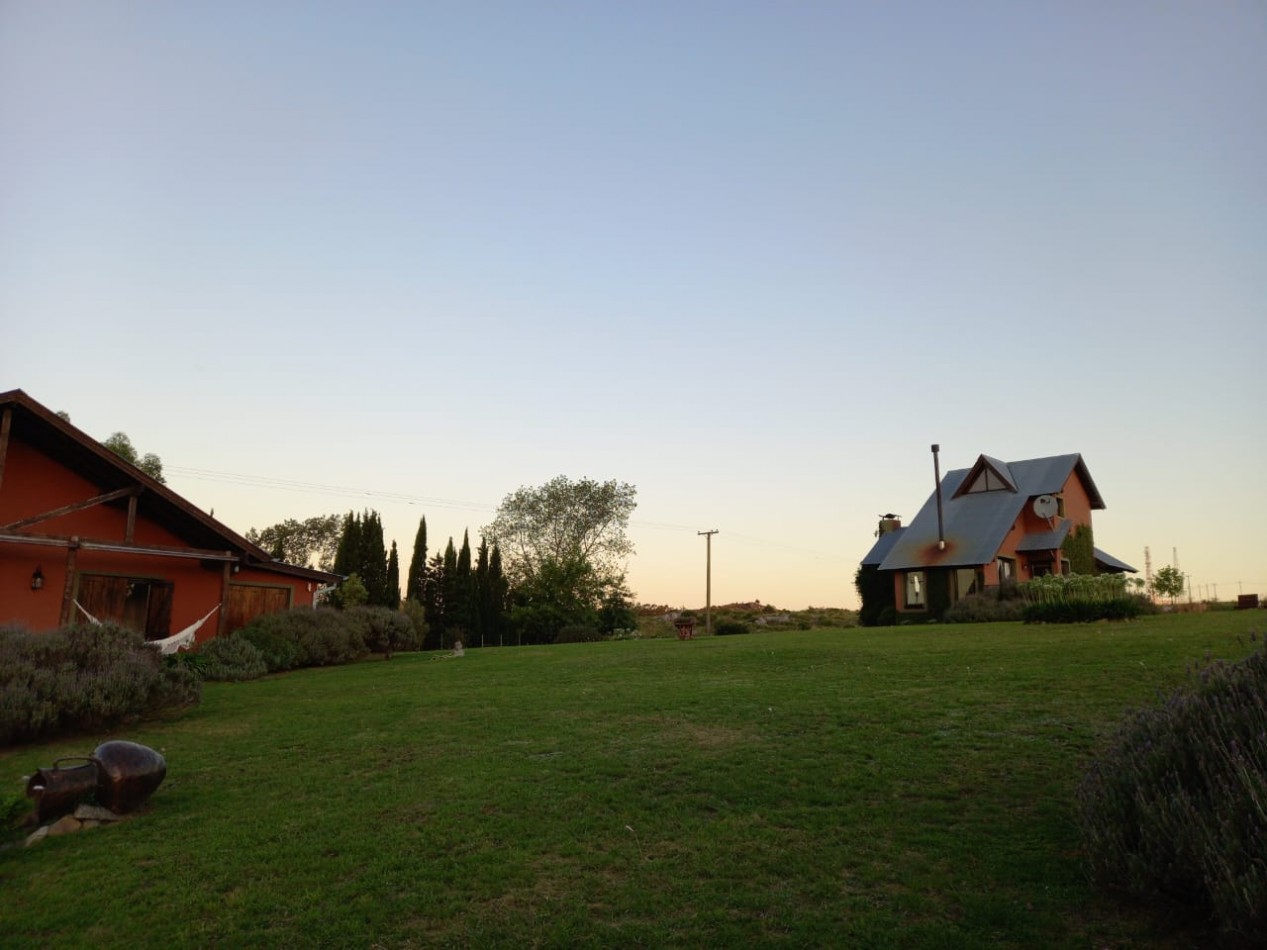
[0,389,338,644]
[860,451,1136,618]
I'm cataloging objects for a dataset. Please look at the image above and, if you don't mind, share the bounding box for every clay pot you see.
[92,741,166,814]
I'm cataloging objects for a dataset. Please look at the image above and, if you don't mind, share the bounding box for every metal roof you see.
[860,527,905,566]
[1093,547,1138,573]
[876,453,1103,572]
[1015,519,1071,552]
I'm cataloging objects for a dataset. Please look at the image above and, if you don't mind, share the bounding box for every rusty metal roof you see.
[876,454,1103,571]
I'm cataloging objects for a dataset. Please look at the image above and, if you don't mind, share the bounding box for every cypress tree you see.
[441,538,459,647]
[488,543,508,647]
[455,530,473,640]
[386,541,401,608]
[406,516,428,603]
[360,510,390,607]
[333,511,360,578]
[472,537,489,647]
[423,551,446,650]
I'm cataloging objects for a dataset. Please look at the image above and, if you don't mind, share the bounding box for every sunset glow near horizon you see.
[4,2,1264,609]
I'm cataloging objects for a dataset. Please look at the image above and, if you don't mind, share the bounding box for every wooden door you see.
[226,584,292,634]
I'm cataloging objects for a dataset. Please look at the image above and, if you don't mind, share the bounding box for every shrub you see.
[1019,574,1151,623]
[943,592,1026,624]
[1077,637,1267,942]
[238,608,368,668]
[1022,598,1144,624]
[0,622,201,746]
[347,606,423,657]
[714,621,749,636]
[197,634,268,682]
[237,622,301,673]
[876,606,898,627]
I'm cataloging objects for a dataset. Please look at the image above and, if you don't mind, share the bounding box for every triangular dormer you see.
[953,454,1018,497]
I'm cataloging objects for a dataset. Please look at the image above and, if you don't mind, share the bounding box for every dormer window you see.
[954,454,1019,498]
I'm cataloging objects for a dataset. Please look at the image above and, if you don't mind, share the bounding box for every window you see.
[997,556,1016,586]
[904,571,926,608]
[954,568,981,601]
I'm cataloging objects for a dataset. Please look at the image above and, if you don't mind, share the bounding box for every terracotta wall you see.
[1,436,315,639]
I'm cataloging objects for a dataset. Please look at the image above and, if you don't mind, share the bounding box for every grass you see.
[1,611,1260,947]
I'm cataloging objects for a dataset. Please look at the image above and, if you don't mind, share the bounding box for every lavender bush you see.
[0,622,200,746]
[1077,635,1267,942]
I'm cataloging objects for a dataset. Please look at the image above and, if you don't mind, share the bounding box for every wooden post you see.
[126,494,137,542]
[0,408,11,492]
[218,557,233,637]
[60,537,79,626]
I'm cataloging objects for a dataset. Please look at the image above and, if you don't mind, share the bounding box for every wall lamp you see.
[31,567,45,591]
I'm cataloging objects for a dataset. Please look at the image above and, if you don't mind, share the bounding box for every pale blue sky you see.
[4,2,1265,608]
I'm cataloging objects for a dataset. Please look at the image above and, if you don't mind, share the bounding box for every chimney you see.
[931,444,946,551]
[877,514,902,536]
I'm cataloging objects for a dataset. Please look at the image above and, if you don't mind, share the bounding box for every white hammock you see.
[75,599,218,654]
[151,605,220,654]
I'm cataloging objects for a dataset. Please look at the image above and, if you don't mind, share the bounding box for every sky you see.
[3,1,1265,610]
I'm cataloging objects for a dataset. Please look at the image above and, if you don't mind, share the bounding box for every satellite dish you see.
[1032,495,1058,519]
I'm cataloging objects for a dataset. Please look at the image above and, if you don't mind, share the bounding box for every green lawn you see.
[1,612,1259,948]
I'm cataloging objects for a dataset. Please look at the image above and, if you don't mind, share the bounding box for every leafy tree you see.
[1151,565,1184,603]
[484,476,636,643]
[508,555,606,644]
[246,514,343,570]
[101,431,166,483]
[483,476,636,587]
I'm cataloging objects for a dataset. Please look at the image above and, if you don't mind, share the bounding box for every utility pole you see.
[698,530,718,636]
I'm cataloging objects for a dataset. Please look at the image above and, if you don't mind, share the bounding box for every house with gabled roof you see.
[859,450,1136,621]
[0,389,339,645]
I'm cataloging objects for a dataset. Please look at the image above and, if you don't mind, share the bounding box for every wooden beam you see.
[1,486,138,531]
[126,495,137,542]
[0,530,240,562]
[0,408,11,493]
[60,537,80,626]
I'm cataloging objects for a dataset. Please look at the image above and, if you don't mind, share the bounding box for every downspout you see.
[931,444,945,551]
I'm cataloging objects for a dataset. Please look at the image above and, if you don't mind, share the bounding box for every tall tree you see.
[440,538,460,645]
[472,537,490,647]
[333,511,361,578]
[484,476,636,641]
[360,511,390,607]
[487,543,508,646]
[246,514,343,569]
[483,476,636,587]
[1151,565,1185,603]
[101,431,166,483]
[406,516,428,603]
[423,551,447,650]
[386,541,401,609]
[454,531,473,637]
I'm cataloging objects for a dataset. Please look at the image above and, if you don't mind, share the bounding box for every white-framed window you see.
[904,571,926,608]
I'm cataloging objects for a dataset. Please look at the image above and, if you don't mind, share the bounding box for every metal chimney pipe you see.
[931,444,946,551]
